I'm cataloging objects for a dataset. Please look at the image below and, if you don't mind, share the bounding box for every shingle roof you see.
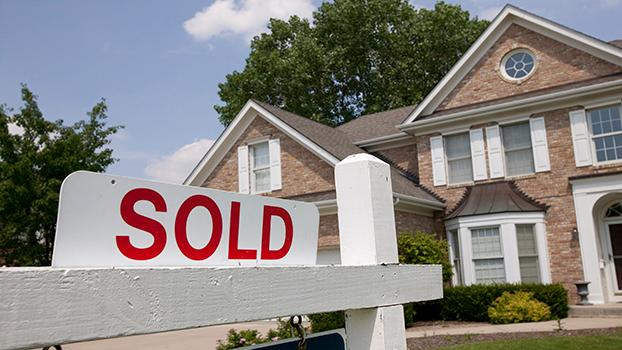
[251,100,442,205]
[336,105,416,143]
[446,181,545,219]
[610,40,622,49]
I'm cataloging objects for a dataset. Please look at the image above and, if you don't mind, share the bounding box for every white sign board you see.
[52,171,319,267]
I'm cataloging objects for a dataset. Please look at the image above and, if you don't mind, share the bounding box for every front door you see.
[607,224,622,293]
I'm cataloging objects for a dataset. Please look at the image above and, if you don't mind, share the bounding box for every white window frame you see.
[500,121,535,177]
[516,224,541,283]
[444,131,474,185]
[446,212,551,286]
[248,139,271,194]
[470,226,506,284]
[587,103,622,166]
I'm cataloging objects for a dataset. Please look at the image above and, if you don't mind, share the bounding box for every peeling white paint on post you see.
[335,154,441,350]
[0,265,441,350]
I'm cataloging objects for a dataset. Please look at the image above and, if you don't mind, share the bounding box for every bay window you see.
[446,213,550,286]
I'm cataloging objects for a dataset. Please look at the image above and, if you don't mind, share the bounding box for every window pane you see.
[254,169,271,192]
[519,257,540,283]
[505,149,535,176]
[594,135,622,162]
[502,123,532,150]
[474,258,506,284]
[590,105,622,136]
[471,227,502,258]
[447,158,473,183]
[516,225,537,256]
[516,224,540,283]
[445,133,471,159]
[252,142,270,168]
[449,230,463,285]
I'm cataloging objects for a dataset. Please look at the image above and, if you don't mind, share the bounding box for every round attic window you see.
[501,49,536,81]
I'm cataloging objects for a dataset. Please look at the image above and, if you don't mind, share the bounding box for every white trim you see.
[354,133,413,148]
[401,5,622,126]
[184,100,340,186]
[402,79,622,135]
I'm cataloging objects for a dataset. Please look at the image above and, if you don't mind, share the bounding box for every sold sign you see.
[52,171,319,268]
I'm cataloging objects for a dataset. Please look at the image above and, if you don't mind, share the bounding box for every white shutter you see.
[237,145,250,194]
[529,117,551,172]
[569,109,593,167]
[430,135,446,186]
[486,125,505,179]
[469,128,487,181]
[269,139,282,191]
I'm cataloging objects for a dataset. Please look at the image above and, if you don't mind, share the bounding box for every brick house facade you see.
[186,5,622,303]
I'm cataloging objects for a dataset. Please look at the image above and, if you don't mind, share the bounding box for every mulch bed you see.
[407,327,622,350]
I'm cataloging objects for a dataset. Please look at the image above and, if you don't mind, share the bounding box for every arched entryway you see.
[594,196,622,302]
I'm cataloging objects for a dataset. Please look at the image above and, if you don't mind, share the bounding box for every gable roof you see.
[185,99,443,208]
[400,5,622,127]
[336,105,416,143]
[447,181,546,219]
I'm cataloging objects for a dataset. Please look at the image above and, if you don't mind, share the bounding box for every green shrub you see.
[308,311,345,332]
[397,231,453,283]
[217,329,267,349]
[488,291,551,324]
[412,283,568,322]
[216,318,300,349]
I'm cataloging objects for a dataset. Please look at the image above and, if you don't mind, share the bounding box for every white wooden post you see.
[335,153,407,350]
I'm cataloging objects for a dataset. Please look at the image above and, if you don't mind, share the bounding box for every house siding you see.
[417,105,622,301]
[437,24,622,111]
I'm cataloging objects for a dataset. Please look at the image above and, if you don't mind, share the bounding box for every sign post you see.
[336,154,408,350]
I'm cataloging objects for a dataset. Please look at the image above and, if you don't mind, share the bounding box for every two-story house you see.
[185,5,622,304]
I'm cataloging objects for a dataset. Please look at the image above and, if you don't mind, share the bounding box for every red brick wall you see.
[203,116,335,198]
[378,144,419,175]
[417,106,622,299]
[437,24,622,111]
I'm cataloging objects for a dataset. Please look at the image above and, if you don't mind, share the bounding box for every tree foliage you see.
[216,0,489,126]
[0,86,122,266]
[397,231,453,283]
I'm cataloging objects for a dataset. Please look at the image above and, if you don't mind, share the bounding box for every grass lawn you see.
[438,330,622,349]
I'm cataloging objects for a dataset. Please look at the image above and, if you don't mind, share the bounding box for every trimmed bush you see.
[488,291,551,324]
[397,231,453,283]
[308,311,345,332]
[412,283,568,322]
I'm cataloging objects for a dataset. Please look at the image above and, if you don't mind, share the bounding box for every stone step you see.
[569,304,622,318]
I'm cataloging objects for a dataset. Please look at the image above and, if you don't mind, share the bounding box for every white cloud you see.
[479,6,502,20]
[144,139,215,184]
[183,0,315,42]
[8,123,24,136]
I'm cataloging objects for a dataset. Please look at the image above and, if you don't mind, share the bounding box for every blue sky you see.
[2,0,622,183]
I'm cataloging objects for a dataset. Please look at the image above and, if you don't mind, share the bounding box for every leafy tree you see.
[216,0,489,126]
[0,86,122,266]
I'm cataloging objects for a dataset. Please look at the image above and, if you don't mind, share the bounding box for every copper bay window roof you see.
[446,181,546,219]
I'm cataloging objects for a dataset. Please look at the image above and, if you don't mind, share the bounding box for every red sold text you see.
[115,188,293,261]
